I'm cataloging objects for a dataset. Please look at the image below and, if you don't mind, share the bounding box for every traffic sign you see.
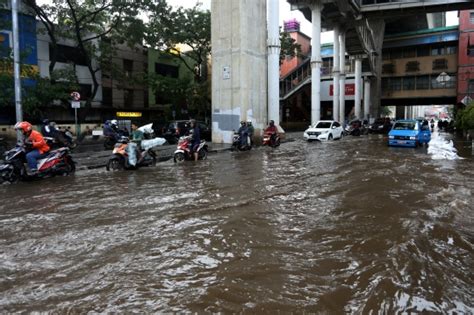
[436,72,450,83]
[461,96,472,105]
[71,101,80,108]
[71,91,81,101]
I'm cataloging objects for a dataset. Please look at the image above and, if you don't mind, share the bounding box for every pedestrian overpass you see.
[285,0,473,121]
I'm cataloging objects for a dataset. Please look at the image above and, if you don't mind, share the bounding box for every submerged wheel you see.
[64,156,76,175]
[328,134,333,141]
[106,157,125,171]
[173,152,186,163]
[199,148,208,160]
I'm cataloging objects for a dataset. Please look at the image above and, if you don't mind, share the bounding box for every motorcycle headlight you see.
[389,135,394,139]
[409,136,416,140]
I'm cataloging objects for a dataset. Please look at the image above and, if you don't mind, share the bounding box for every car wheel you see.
[328,134,333,141]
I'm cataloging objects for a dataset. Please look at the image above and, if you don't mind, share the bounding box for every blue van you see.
[388,119,431,147]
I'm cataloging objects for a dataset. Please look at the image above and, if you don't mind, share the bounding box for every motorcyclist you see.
[237,121,249,147]
[40,119,56,138]
[189,119,200,161]
[264,120,278,145]
[14,121,50,174]
[247,120,254,145]
[103,120,120,142]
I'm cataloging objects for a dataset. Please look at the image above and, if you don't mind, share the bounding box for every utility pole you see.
[12,0,23,140]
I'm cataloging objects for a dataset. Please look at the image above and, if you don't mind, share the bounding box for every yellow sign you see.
[116,111,142,118]
[0,61,39,78]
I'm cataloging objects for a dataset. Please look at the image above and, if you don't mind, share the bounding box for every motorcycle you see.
[0,144,75,183]
[0,137,7,157]
[232,132,252,151]
[106,136,166,171]
[44,130,77,150]
[173,135,208,163]
[262,132,280,148]
[104,135,117,150]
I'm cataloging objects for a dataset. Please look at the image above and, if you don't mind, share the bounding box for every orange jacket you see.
[28,130,50,154]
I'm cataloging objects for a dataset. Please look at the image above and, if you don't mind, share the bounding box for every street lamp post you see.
[12,0,23,140]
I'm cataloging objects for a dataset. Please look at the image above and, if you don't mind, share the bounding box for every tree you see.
[23,0,147,111]
[455,102,474,131]
[280,29,302,65]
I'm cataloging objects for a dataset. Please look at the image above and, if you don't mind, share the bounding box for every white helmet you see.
[247,120,252,124]
[111,119,118,125]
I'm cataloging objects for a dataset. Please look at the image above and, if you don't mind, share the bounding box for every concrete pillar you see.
[310,1,322,124]
[339,31,346,124]
[404,107,408,119]
[211,0,267,143]
[267,0,280,125]
[332,26,340,121]
[355,58,362,119]
[363,77,371,120]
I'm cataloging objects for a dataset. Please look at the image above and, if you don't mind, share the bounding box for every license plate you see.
[397,141,406,144]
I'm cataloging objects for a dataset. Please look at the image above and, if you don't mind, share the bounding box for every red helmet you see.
[14,121,33,135]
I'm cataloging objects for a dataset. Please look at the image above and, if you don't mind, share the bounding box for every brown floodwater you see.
[0,133,473,313]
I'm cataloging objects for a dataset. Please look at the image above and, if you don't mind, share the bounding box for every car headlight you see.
[409,136,416,140]
[323,131,329,134]
[389,135,394,139]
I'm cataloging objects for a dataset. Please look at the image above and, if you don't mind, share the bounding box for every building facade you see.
[457,10,474,105]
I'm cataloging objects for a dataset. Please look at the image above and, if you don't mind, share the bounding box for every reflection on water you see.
[0,134,472,312]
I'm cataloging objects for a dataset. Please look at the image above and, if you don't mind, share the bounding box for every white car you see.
[303,120,344,141]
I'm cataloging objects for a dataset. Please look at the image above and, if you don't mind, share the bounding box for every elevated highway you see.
[286,0,474,120]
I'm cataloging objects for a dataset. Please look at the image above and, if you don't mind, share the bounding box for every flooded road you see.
[1,134,473,313]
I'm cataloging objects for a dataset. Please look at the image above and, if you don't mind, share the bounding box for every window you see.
[155,63,179,78]
[431,45,445,56]
[416,75,430,90]
[123,59,133,77]
[468,45,474,57]
[416,46,430,57]
[469,79,474,93]
[432,73,456,89]
[432,59,448,70]
[390,49,403,59]
[405,61,420,72]
[388,77,402,91]
[53,44,88,66]
[402,76,415,90]
[79,84,91,99]
[382,63,395,74]
[446,45,457,55]
[382,49,390,60]
[124,89,134,106]
[102,87,112,106]
[470,11,474,24]
[403,48,416,58]
[333,122,341,128]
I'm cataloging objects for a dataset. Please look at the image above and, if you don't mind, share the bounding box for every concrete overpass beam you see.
[339,31,346,124]
[355,57,362,119]
[310,0,322,124]
[268,0,280,125]
[364,76,371,120]
[332,25,340,121]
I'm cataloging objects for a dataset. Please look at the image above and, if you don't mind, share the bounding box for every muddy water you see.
[0,134,472,313]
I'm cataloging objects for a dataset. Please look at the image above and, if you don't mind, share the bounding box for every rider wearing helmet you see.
[246,120,254,145]
[265,120,278,145]
[14,121,50,173]
[103,119,120,142]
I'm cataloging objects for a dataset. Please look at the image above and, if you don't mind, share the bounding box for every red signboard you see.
[329,83,355,96]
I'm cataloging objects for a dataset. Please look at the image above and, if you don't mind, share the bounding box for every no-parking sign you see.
[71,91,81,101]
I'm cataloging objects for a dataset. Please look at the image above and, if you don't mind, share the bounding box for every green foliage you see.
[145,2,210,82]
[455,103,474,131]
[280,30,302,65]
[380,106,392,117]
